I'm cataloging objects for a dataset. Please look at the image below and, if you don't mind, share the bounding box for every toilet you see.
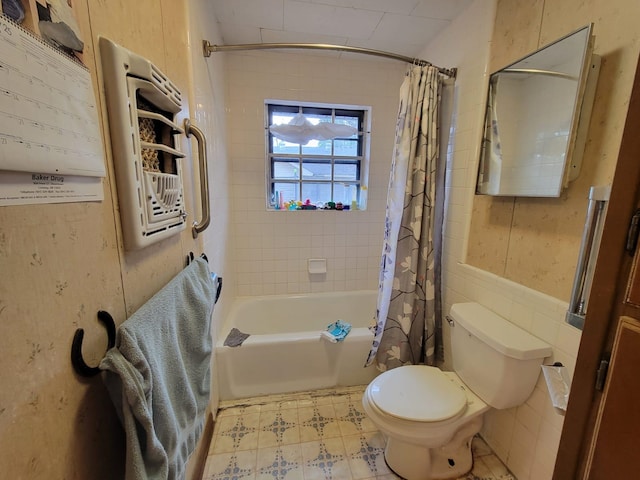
[362,302,552,480]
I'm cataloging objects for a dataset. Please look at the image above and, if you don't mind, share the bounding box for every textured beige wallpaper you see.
[466,0,640,301]
[0,1,209,478]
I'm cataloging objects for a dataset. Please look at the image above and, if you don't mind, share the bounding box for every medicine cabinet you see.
[476,24,600,197]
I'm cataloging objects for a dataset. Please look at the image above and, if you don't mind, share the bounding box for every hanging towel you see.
[100,258,217,480]
[321,319,352,343]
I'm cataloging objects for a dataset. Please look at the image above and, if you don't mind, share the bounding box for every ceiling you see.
[209,0,473,61]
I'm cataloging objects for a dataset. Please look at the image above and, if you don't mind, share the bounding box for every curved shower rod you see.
[202,40,457,78]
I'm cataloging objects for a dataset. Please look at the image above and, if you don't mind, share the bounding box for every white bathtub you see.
[216,290,380,400]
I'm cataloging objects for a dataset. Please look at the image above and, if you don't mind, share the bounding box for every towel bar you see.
[215,277,223,304]
[71,255,221,378]
[186,251,208,265]
[186,252,221,303]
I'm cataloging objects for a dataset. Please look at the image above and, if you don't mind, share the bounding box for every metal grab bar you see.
[184,119,211,238]
[566,185,610,329]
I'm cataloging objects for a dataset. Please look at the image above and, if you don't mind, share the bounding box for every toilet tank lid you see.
[449,303,552,360]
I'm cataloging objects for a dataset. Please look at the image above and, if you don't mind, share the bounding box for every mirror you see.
[476,24,599,197]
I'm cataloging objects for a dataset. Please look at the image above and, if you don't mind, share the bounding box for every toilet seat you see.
[368,366,467,422]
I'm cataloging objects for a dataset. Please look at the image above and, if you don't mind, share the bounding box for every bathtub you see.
[216,290,380,400]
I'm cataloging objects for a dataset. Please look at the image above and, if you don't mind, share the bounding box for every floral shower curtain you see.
[366,65,443,370]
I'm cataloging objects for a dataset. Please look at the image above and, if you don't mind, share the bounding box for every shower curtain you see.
[366,65,443,370]
[477,76,504,195]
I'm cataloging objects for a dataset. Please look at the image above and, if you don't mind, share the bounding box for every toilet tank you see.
[449,302,552,409]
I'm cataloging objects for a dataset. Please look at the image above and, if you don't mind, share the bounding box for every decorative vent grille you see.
[100,37,187,250]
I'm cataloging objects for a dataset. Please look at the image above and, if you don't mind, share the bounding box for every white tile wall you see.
[225,50,405,296]
[420,1,576,479]
[188,0,234,413]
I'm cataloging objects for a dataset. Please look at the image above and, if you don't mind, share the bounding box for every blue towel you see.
[100,258,217,480]
[321,319,352,343]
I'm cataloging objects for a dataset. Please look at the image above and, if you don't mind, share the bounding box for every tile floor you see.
[203,385,515,480]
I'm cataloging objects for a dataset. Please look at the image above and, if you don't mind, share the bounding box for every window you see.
[266,101,370,210]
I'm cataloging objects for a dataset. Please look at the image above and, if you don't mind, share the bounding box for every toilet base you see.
[383,416,482,480]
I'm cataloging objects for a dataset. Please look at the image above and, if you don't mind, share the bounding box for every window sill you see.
[267,207,365,212]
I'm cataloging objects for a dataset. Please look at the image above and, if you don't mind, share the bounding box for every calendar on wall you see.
[0,14,105,205]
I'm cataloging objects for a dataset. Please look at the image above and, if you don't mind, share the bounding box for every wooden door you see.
[583,316,640,478]
[553,52,640,479]
[582,222,640,478]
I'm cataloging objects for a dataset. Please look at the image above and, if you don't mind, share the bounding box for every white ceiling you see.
[209,0,473,60]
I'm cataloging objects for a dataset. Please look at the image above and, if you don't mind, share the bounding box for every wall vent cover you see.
[99,37,187,250]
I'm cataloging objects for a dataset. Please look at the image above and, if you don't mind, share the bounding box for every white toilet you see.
[362,302,552,480]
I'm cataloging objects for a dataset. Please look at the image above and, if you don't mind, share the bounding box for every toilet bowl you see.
[363,302,552,480]
[362,366,489,480]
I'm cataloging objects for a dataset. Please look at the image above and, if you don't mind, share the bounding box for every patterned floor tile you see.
[343,432,391,479]
[211,413,260,454]
[261,400,299,412]
[298,404,341,441]
[256,444,304,480]
[204,386,515,480]
[258,408,301,448]
[203,449,258,480]
[334,399,377,436]
[297,396,333,409]
[300,438,352,480]
[217,404,262,419]
[329,387,367,404]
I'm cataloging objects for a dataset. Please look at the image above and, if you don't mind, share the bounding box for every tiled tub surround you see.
[226,50,405,297]
[203,386,515,480]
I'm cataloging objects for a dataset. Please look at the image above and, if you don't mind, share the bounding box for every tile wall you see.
[225,52,405,296]
[186,0,233,416]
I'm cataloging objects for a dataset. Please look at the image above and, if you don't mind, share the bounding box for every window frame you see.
[265,100,371,210]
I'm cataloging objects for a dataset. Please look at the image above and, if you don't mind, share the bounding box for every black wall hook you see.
[71,310,116,377]
[215,277,222,304]
[186,251,209,266]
